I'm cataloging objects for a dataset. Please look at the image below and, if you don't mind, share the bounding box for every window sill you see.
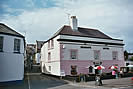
[48,47,54,50]
[0,50,3,52]
[71,59,78,60]
[14,52,20,54]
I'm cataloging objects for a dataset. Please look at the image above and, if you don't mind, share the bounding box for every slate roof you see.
[0,23,24,38]
[52,25,112,39]
[36,40,45,53]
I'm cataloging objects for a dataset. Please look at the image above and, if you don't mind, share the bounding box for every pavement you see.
[68,77,133,89]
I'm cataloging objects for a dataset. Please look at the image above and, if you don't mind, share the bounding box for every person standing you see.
[95,74,102,86]
[119,70,123,78]
[112,70,116,78]
[115,70,119,79]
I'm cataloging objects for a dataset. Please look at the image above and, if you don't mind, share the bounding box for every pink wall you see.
[60,60,125,75]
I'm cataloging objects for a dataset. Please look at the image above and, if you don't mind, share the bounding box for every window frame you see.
[48,52,51,61]
[48,41,50,49]
[71,65,77,75]
[0,36,4,52]
[48,66,51,71]
[51,39,54,48]
[70,49,78,60]
[94,50,100,60]
[14,38,21,53]
[112,51,118,60]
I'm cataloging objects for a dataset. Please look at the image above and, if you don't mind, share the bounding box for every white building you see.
[0,23,25,82]
[41,16,125,76]
[35,40,44,64]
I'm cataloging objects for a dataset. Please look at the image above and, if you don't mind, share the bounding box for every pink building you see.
[41,16,125,76]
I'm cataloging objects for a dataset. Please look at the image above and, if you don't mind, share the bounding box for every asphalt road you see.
[0,73,133,89]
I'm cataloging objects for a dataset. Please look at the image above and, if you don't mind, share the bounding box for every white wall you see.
[35,53,40,63]
[41,35,61,75]
[0,34,24,82]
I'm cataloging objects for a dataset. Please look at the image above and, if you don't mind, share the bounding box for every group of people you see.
[112,69,124,79]
[95,69,124,86]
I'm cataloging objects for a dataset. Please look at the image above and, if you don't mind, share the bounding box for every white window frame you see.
[48,41,50,49]
[51,39,54,48]
[49,66,51,71]
[94,50,100,60]
[14,38,21,53]
[112,51,118,60]
[70,49,78,59]
[48,52,51,61]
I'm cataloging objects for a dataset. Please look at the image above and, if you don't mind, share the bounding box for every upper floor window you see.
[51,39,54,48]
[94,50,100,60]
[14,39,21,53]
[48,52,51,61]
[70,49,78,59]
[0,36,3,52]
[112,51,118,60]
[48,41,50,49]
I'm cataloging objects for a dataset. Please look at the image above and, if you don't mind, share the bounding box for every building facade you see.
[35,40,44,64]
[0,23,25,82]
[41,16,125,76]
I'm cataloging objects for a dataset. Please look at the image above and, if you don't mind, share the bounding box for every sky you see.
[0,0,133,52]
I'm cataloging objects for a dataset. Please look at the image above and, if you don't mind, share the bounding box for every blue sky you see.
[0,0,133,52]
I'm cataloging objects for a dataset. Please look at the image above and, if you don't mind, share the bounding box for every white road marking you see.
[27,73,31,89]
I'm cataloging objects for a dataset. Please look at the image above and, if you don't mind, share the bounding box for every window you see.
[49,66,51,71]
[48,52,51,61]
[14,39,21,52]
[112,51,118,60]
[94,50,100,60]
[89,66,93,73]
[70,49,78,59]
[48,41,50,49]
[71,65,77,75]
[0,36,3,52]
[51,39,54,48]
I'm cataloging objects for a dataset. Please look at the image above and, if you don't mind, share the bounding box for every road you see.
[0,72,133,89]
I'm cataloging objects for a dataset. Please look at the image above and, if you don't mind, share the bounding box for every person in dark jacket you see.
[95,74,102,86]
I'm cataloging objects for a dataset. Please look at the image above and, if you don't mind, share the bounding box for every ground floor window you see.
[48,66,51,71]
[89,66,93,73]
[71,65,77,75]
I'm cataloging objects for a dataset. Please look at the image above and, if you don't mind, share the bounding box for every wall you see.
[41,34,124,76]
[41,35,61,76]
[0,34,24,82]
[59,35,124,75]
[61,43,124,61]
[35,53,40,63]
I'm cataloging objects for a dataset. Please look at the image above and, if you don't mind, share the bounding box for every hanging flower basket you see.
[109,66,118,69]
[94,66,105,70]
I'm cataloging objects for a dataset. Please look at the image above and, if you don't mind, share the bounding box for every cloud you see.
[1,7,68,43]
[1,0,133,51]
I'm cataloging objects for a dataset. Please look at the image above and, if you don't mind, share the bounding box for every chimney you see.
[70,16,78,31]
